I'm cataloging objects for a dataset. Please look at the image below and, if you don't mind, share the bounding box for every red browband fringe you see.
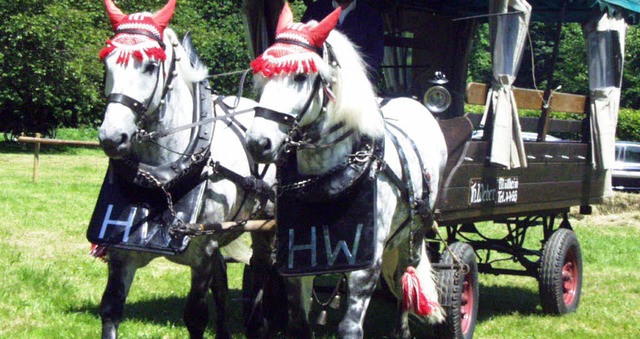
[99,40,166,65]
[251,55,318,78]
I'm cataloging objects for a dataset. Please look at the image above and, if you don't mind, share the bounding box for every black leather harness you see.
[105,32,274,234]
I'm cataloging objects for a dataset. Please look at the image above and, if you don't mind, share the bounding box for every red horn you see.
[152,0,177,31]
[276,2,294,34]
[104,0,127,30]
[309,7,341,47]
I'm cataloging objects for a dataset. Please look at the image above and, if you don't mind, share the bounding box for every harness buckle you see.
[134,129,153,143]
[350,151,372,163]
[284,138,303,153]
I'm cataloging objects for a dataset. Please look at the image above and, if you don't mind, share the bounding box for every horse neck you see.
[133,74,194,165]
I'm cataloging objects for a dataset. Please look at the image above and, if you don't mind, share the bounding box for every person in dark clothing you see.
[302,0,384,83]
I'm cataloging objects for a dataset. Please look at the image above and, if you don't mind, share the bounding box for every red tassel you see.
[89,243,108,262]
[402,266,438,316]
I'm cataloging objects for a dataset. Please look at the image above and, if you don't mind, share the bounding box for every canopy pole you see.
[536,0,568,141]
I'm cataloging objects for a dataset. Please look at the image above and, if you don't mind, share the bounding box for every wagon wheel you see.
[434,241,478,339]
[539,228,582,314]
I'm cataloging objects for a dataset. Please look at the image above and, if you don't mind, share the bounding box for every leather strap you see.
[107,93,147,115]
[254,107,297,127]
[274,38,323,55]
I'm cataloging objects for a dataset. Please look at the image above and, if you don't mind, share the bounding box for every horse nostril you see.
[261,138,272,152]
[248,138,272,156]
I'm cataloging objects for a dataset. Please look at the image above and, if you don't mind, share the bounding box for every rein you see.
[137,69,255,142]
[136,106,254,142]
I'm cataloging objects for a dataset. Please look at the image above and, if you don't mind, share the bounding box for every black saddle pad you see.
[276,178,377,276]
[86,166,205,255]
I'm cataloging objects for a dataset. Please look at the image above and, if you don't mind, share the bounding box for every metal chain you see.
[312,274,345,307]
[135,167,183,233]
[431,222,470,277]
[278,150,376,194]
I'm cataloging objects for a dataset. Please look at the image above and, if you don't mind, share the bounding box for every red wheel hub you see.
[562,249,579,305]
[460,271,475,334]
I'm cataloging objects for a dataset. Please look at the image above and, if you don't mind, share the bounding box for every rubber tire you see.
[434,242,479,339]
[539,228,583,314]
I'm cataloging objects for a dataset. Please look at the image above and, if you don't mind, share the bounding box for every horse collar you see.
[277,135,384,202]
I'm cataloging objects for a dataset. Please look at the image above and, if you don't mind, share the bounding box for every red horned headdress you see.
[251,2,341,78]
[99,0,176,65]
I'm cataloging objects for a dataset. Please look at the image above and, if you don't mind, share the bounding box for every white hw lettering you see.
[288,223,364,269]
[98,204,149,243]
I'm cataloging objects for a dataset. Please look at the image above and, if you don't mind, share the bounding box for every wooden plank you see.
[436,180,604,224]
[465,82,587,114]
[466,82,489,106]
[18,136,100,147]
[513,87,545,111]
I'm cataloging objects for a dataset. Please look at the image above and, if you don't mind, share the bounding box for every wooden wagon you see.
[240,0,639,337]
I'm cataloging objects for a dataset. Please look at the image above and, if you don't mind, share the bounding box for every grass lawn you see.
[1,139,639,338]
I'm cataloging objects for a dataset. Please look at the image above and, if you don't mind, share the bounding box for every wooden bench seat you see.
[465,82,588,138]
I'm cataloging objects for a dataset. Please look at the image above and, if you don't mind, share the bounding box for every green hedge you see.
[617,108,640,141]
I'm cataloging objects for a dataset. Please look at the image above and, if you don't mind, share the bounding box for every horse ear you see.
[309,7,341,46]
[152,0,177,31]
[276,2,294,34]
[104,0,127,30]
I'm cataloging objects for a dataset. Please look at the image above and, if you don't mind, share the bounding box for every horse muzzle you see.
[247,136,276,163]
[98,127,132,159]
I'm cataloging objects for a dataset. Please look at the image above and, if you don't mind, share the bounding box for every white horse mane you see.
[319,29,385,138]
[163,28,209,87]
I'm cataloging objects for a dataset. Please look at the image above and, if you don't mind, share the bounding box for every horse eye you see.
[144,62,158,74]
[294,73,308,83]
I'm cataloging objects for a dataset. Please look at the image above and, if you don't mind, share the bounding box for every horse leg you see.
[209,249,231,339]
[338,263,382,339]
[394,301,412,339]
[285,276,314,338]
[381,247,412,339]
[100,251,147,339]
[183,255,215,339]
[244,231,286,338]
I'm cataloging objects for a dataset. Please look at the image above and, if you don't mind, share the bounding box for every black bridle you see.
[254,41,352,152]
[254,74,323,129]
[104,30,177,129]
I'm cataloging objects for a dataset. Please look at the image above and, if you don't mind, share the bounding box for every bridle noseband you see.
[254,74,323,129]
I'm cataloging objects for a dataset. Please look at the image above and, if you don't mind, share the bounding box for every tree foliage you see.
[3,1,640,140]
[0,0,252,136]
[0,1,108,136]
